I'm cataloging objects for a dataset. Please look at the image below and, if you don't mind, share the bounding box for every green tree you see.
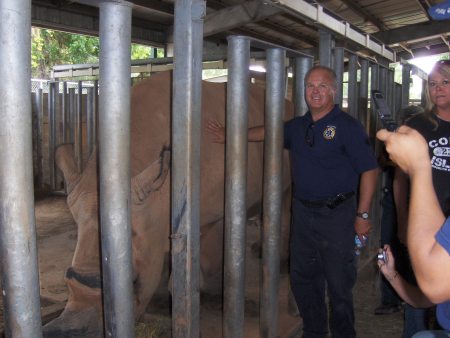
[31,28,100,78]
[31,27,160,79]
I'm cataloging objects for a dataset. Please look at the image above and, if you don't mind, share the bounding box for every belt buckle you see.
[327,193,345,209]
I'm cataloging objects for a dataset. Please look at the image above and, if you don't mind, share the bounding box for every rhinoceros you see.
[43,70,293,337]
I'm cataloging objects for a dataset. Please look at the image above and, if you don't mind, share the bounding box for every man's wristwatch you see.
[356,211,370,220]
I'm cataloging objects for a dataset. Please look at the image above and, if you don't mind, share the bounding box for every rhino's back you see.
[129,71,292,222]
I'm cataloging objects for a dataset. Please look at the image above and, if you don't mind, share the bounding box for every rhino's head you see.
[55,144,172,315]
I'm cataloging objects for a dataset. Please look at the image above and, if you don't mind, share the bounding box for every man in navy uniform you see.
[207,65,378,337]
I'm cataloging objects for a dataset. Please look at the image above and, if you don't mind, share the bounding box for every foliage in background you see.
[31,27,162,79]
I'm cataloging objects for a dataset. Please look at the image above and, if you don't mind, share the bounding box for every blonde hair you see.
[423,60,450,130]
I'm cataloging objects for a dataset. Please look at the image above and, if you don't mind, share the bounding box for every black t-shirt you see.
[406,113,450,215]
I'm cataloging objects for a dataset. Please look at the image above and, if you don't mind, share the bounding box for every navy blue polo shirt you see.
[284,104,378,200]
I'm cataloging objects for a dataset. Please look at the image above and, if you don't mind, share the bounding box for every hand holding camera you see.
[377,244,399,282]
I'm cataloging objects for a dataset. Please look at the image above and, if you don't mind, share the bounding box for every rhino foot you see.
[43,306,103,338]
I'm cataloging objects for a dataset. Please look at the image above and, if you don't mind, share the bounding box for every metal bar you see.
[348,54,358,119]
[388,70,396,116]
[94,80,99,149]
[68,87,76,144]
[421,79,428,107]
[0,0,43,337]
[223,36,250,338]
[395,83,402,120]
[359,59,369,128]
[75,81,83,171]
[386,69,393,112]
[48,81,57,190]
[87,87,95,156]
[319,29,333,68]
[333,47,344,107]
[98,2,134,338]
[370,63,379,92]
[369,63,379,141]
[61,81,68,142]
[171,0,205,336]
[32,88,44,190]
[402,64,411,109]
[260,47,285,338]
[379,66,388,98]
[293,56,313,116]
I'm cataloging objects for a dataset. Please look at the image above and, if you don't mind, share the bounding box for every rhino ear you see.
[131,145,171,204]
[55,144,81,194]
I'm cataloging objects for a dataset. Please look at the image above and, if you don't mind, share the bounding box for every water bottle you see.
[354,234,368,256]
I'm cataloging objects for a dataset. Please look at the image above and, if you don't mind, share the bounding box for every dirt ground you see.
[1,196,405,337]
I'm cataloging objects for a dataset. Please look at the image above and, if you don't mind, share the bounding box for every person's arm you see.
[378,245,434,308]
[407,154,450,303]
[393,167,409,245]
[354,168,379,238]
[206,120,265,143]
[377,126,450,303]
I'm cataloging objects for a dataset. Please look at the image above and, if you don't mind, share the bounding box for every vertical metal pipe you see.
[260,48,285,338]
[385,68,393,109]
[421,79,428,107]
[333,47,344,107]
[75,81,83,171]
[359,59,369,128]
[394,83,402,120]
[87,87,95,156]
[402,64,411,109]
[68,87,76,144]
[379,66,388,98]
[32,89,44,190]
[0,1,43,337]
[61,81,68,143]
[293,56,313,117]
[171,0,205,336]
[93,80,99,148]
[370,63,379,92]
[48,81,57,190]
[369,63,379,140]
[98,2,134,338]
[318,29,333,68]
[385,69,392,107]
[223,36,250,338]
[386,70,394,113]
[348,54,358,119]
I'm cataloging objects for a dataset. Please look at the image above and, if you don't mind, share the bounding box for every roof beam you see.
[414,0,432,19]
[128,0,173,15]
[203,0,282,37]
[318,0,387,31]
[258,21,317,47]
[264,0,395,60]
[440,35,450,50]
[373,20,450,45]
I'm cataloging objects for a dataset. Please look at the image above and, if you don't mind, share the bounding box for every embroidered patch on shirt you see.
[323,126,336,140]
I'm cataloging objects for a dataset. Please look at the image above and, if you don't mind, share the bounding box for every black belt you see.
[298,192,355,209]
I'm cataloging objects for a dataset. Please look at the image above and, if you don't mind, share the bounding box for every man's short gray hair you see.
[304,65,338,89]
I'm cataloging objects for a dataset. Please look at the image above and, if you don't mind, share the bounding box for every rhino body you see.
[44,71,293,337]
